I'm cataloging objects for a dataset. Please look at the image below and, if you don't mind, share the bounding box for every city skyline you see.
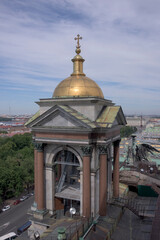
[0,0,160,115]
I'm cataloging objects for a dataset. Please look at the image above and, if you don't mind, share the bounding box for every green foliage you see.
[120,126,137,138]
[0,133,34,202]
[0,141,16,161]
[0,130,8,134]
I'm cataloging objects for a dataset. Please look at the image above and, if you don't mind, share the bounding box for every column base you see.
[33,209,48,220]
[31,201,37,212]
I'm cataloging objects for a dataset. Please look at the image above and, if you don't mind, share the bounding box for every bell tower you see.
[26,35,126,219]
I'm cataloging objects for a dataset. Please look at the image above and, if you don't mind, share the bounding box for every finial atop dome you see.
[71,34,85,76]
[52,35,104,99]
[74,34,82,54]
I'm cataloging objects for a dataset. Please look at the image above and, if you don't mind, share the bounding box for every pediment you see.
[37,110,79,128]
[27,105,92,129]
[112,119,118,126]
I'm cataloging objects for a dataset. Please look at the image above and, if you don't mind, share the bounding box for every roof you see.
[53,75,104,99]
[25,111,40,126]
[26,105,126,130]
[96,106,126,128]
[59,105,98,128]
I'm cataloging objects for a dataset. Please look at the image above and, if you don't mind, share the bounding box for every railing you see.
[150,195,160,240]
[112,197,145,218]
[119,159,128,169]
[41,216,94,240]
[120,169,160,183]
[66,217,93,240]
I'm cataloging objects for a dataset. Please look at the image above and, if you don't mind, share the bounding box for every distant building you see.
[126,116,148,127]
[26,35,126,220]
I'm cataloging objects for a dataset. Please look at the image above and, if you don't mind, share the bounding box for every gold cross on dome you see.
[74,34,82,48]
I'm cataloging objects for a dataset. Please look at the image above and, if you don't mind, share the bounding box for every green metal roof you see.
[25,105,123,129]
[96,106,120,128]
[25,111,40,126]
[144,127,160,133]
[60,105,98,128]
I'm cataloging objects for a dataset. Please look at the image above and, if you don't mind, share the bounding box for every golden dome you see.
[53,75,104,98]
[52,34,104,99]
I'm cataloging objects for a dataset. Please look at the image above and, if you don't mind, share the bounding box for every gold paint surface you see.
[53,75,104,98]
[53,35,104,99]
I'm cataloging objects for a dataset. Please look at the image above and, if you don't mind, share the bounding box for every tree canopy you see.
[0,133,34,204]
[120,126,137,138]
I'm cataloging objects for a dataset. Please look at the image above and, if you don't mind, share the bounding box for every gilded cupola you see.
[53,35,104,99]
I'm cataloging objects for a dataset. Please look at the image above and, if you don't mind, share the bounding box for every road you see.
[0,196,34,238]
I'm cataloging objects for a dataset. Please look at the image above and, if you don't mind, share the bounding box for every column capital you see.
[98,145,108,155]
[33,142,44,152]
[80,145,93,156]
[45,163,54,170]
[114,139,121,147]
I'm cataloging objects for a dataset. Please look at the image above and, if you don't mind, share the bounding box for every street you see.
[0,196,34,238]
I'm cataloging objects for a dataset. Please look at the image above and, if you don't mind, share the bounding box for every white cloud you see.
[0,0,160,114]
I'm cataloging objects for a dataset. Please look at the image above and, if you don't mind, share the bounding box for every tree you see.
[0,133,34,202]
[120,126,137,138]
[0,141,16,161]
[21,157,34,193]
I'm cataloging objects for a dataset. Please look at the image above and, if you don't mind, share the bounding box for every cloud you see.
[0,0,160,114]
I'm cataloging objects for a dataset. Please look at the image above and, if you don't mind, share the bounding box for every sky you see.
[0,0,160,115]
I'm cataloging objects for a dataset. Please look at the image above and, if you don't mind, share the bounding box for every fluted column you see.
[99,145,107,216]
[36,143,44,210]
[81,146,92,218]
[113,140,120,198]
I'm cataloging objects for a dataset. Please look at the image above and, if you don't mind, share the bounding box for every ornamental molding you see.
[80,145,93,156]
[45,163,55,170]
[33,142,44,152]
[98,145,108,155]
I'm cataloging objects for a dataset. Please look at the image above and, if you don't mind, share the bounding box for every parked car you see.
[20,196,28,201]
[13,199,20,205]
[27,192,34,197]
[2,205,10,211]
[17,221,32,235]
[0,232,18,239]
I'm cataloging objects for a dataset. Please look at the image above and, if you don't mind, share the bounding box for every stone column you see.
[34,148,38,205]
[80,171,83,216]
[107,145,112,200]
[98,145,107,216]
[36,143,44,210]
[91,172,96,217]
[45,165,55,214]
[81,146,92,218]
[113,140,120,198]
